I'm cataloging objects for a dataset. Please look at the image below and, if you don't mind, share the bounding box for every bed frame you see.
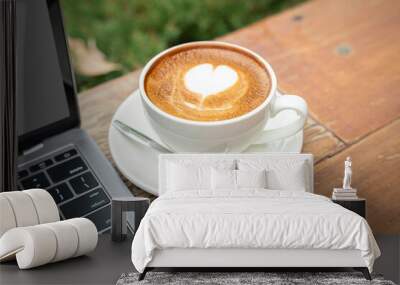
[138,154,371,280]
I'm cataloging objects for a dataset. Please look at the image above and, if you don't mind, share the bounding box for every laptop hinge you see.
[22,143,44,156]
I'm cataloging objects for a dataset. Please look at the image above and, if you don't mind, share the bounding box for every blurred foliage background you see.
[61,0,306,91]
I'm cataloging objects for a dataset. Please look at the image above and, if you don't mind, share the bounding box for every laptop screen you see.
[16,0,79,151]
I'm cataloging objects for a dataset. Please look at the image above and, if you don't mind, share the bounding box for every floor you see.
[0,234,398,284]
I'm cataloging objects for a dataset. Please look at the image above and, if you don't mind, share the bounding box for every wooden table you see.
[79,0,400,234]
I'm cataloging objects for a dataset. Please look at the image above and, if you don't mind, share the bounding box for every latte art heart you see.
[184,64,238,98]
[145,46,271,121]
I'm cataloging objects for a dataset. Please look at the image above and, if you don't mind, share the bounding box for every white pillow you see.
[211,169,267,190]
[167,163,211,191]
[166,160,235,192]
[236,169,267,189]
[237,159,308,191]
[211,169,236,190]
[266,163,306,191]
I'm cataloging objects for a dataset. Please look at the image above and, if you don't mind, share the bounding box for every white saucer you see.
[109,90,304,195]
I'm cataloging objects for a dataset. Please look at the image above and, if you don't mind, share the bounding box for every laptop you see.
[15,0,134,233]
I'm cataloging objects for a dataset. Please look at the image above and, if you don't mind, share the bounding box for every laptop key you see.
[85,205,111,232]
[69,172,99,194]
[47,156,87,183]
[54,149,78,162]
[47,183,73,204]
[21,172,50,189]
[60,188,110,219]
[29,159,53,173]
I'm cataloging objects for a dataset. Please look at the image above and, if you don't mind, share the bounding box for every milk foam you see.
[145,46,270,121]
[184,64,238,98]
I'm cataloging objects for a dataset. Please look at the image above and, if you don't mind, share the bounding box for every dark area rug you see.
[117,272,396,285]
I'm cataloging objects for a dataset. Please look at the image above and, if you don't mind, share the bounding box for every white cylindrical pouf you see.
[24,189,59,224]
[66,218,98,257]
[0,226,57,269]
[0,218,97,269]
[0,196,17,237]
[0,192,39,227]
[42,221,79,262]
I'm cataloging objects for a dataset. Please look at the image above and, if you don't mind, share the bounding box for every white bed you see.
[131,154,380,280]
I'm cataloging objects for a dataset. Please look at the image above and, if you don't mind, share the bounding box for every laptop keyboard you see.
[17,146,111,233]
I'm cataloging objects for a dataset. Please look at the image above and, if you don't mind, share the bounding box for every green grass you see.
[61,0,306,90]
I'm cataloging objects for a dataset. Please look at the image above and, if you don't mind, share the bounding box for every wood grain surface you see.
[315,119,400,234]
[79,0,400,233]
[220,0,400,144]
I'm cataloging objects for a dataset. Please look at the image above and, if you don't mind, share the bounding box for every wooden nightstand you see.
[332,198,366,218]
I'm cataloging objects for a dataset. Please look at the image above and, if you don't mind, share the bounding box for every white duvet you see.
[131,190,380,273]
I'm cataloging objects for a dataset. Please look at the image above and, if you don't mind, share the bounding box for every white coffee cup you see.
[139,41,307,153]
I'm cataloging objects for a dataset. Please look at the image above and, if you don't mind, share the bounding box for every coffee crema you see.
[144,45,271,121]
